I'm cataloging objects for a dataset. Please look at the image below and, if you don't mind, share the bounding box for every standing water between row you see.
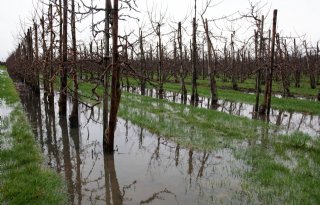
[124,86,320,137]
[15,81,256,204]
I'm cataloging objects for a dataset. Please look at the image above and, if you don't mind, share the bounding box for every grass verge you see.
[0,67,67,205]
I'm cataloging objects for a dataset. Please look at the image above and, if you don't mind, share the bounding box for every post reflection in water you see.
[17,82,255,205]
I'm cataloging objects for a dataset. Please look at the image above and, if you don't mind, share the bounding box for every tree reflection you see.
[70,126,82,204]
[59,116,75,203]
[104,153,123,205]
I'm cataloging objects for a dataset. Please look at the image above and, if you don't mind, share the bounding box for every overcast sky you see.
[0,0,319,61]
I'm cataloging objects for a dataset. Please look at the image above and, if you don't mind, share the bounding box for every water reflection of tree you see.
[143,137,218,204]
[44,97,54,165]
[17,82,249,204]
[59,116,75,203]
[104,153,123,205]
[69,126,82,204]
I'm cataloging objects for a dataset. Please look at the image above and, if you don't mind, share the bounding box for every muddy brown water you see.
[14,82,259,205]
[124,86,320,137]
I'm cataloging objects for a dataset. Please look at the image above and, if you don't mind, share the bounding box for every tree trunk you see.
[105,0,120,153]
[40,16,49,100]
[58,0,68,116]
[304,41,316,89]
[191,17,199,104]
[254,30,259,114]
[204,19,218,108]
[140,29,146,95]
[230,33,238,90]
[293,39,301,88]
[48,4,55,109]
[254,15,264,114]
[34,22,40,93]
[260,9,278,117]
[69,0,79,127]
[157,24,164,98]
[103,0,111,142]
[279,37,291,97]
[177,22,187,103]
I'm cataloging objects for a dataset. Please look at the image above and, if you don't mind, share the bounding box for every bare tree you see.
[259,9,278,117]
[69,0,79,127]
[105,0,120,153]
[58,0,68,116]
[204,18,218,107]
[103,0,112,148]
[177,22,187,102]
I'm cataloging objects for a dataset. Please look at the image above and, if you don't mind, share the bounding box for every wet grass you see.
[119,92,267,150]
[0,66,19,104]
[239,132,320,204]
[0,68,67,205]
[176,75,318,97]
[77,80,266,149]
[77,80,320,204]
[127,77,320,114]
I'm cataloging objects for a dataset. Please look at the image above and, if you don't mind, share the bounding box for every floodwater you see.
[0,100,13,118]
[0,100,14,149]
[15,82,256,205]
[124,86,320,137]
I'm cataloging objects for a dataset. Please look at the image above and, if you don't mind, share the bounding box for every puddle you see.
[15,82,257,204]
[247,92,317,101]
[125,86,320,137]
[0,100,13,118]
[0,100,14,150]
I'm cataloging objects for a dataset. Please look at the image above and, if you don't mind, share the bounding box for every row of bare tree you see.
[6,0,320,152]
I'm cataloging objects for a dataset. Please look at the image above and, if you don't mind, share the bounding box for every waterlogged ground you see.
[0,100,14,150]
[125,87,320,137]
[0,69,67,204]
[12,79,320,205]
[17,83,257,205]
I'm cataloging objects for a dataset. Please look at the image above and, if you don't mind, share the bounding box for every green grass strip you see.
[0,66,19,104]
[0,68,67,205]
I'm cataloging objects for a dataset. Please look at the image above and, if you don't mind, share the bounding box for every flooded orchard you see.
[125,87,320,137]
[16,82,256,205]
[3,0,320,203]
